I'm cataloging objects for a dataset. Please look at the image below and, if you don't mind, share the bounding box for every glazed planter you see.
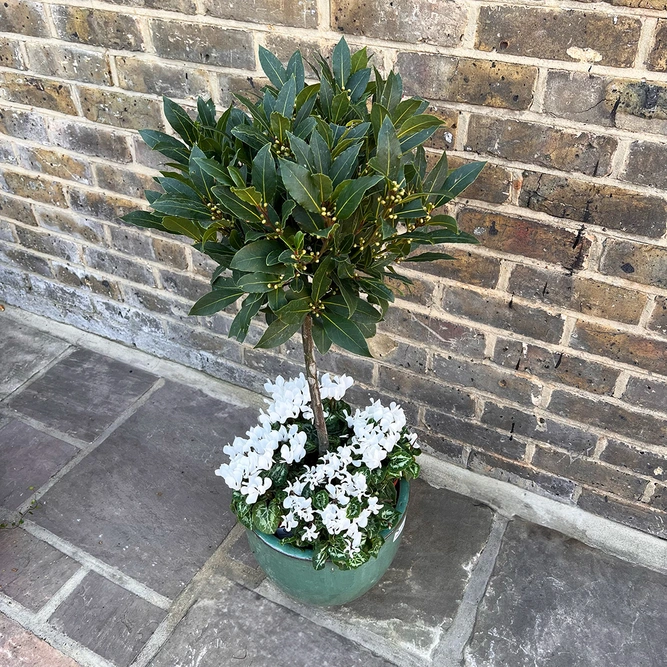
[246,479,410,607]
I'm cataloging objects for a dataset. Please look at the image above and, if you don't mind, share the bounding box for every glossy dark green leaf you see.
[275,76,297,118]
[286,131,313,169]
[163,97,198,145]
[212,186,264,223]
[357,277,395,303]
[162,216,203,241]
[152,195,213,221]
[270,112,291,142]
[275,297,311,325]
[380,71,402,111]
[309,130,331,175]
[234,94,270,132]
[121,210,166,231]
[312,318,332,354]
[331,91,350,123]
[329,143,360,187]
[193,157,233,187]
[347,67,371,102]
[189,286,243,315]
[311,173,333,204]
[312,256,333,303]
[188,145,215,200]
[229,293,264,341]
[370,103,389,139]
[230,239,285,272]
[369,115,401,179]
[286,50,305,91]
[391,98,423,129]
[236,272,282,293]
[230,125,271,151]
[350,46,368,74]
[332,36,351,89]
[252,143,277,204]
[320,309,371,357]
[334,174,383,220]
[434,161,486,207]
[196,97,216,127]
[279,160,321,213]
[399,126,439,153]
[397,114,443,139]
[258,45,287,89]
[255,317,302,348]
[404,251,455,262]
[423,150,448,199]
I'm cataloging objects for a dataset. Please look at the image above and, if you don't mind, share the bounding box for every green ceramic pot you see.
[245,479,410,606]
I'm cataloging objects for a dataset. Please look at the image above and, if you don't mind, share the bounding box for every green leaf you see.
[347,68,371,102]
[162,216,203,241]
[152,195,213,221]
[189,145,215,200]
[230,125,272,151]
[370,103,389,139]
[231,186,263,207]
[193,157,233,186]
[139,130,189,163]
[234,94,270,132]
[275,75,297,118]
[332,36,351,89]
[320,309,371,357]
[380,71,402,111]
[275,297,311,325]
[252,144,277,204]
[286,131,313,169]
[312,542,328,570]
[311,173,333,204]
[279,160,321,213]
[229,293,264,341]
[189,286,243,315]
[163,97,198,145]
[252,500,281,534]
[426,214,458,230]
[423,150,448,199]
[286,51,305,91]
[435,161,486,207]
[309,130,331,175]
[333,277,358,316]
[334,174,383,220]
[350,46,368,74]
[404,251,455,262]
[397,114,443,139]
[270,112,291,143]
[255,317,302,348]
[329,143,361,187]
[331,91,350,123]
[230,239,285,272]
[121,210,166,231]
[312,318,332,354]
[400,127,439,153]
[258,46,287,88]
[357,277,395,302]
[391,98,423,129]
[212,186,264,223]
[196,97,216,127]
[236,272,282,293]
[312,256,333,303]
[369,114,401,179]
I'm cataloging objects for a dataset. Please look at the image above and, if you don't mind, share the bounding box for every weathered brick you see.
[216,74,268,107]
[15,226,80,263]
[83,247,155,286]
[115,57,211,99]
[413,427,465,464]
[94,163,155,199]
[0,170,66,207]
[448,157,512,205]
[572,320,667,377]
[0,73,77,115]
[508,264,647,325]
[35,207,105,244]
[414,247,501,289]
[0,240,51,276]
[466,115,617,177]
[0,219,15,242]
[51,7,145,51]
[493,337,619,395]
[648,20,667,72]
[0,107,48,143]
[610,80,667,129]
[468,450,576,500]
[48,118,132,163]
[0,192,36,225]
[0,138,17,166]
[380,307,486,357]
[0,37,26,70]
[648,484,667,512]
[519,171,667,239]
[423,409,525,460]
[476,6,641,68]
[152,238,189,271]
[68,189,138,222]
[102,0,195,12]
[424,106,459,151]
[443,285,564,344]
[78,87,163,132]
[120,283,191,319]
[149,20,254,69]
[333,0,466,46]
[379,366,476,416]
[548,388,667,445]
[0,0,49,37]
[52,261,121,299]
[164,320,243,364]
[457,207,590,270]
[573,0,667,7]
[532,446,647,501]
[159,269,209,302]
[649,297,667,337]
[599,238,667,290]
[481,402,598,456]
[624,374,667,414]
[385,273,435,306]
[543,71,614,127]
[108,223,155,261]
[26,43,112,86]
[601,439,667,482]
[263,34,334,77]
[16,146,93,186]
[398,53,537,111]
[203,0,316,27]
[623,141,667,190]
[371,341,427,373]
[432,353,542,404]
[577,489,667,540]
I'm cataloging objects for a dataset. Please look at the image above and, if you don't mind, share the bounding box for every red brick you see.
[458,207,590,270]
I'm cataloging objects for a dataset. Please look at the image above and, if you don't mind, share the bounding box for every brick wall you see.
[1,0,666,538]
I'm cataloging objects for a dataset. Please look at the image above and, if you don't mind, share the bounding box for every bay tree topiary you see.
[122,37,484,456]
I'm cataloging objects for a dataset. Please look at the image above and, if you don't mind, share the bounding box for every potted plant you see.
[122,37,483,605]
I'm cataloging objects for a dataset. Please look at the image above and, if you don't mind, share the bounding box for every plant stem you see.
[302,314,329,456]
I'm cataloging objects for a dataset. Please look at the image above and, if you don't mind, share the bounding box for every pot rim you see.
[250,477,411,562]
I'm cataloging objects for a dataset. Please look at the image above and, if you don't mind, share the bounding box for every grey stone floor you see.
[1,309,666,667]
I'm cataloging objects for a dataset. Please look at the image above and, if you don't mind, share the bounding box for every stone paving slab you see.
[150,577,396,667]
[0,529,80,612]
[34,380,258,598]
[0,318,69,401]
[50,571,164,667]
[7,347,158,442]
[0,419,78,510]
[465,519,667,667]
[0,612,79,667]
